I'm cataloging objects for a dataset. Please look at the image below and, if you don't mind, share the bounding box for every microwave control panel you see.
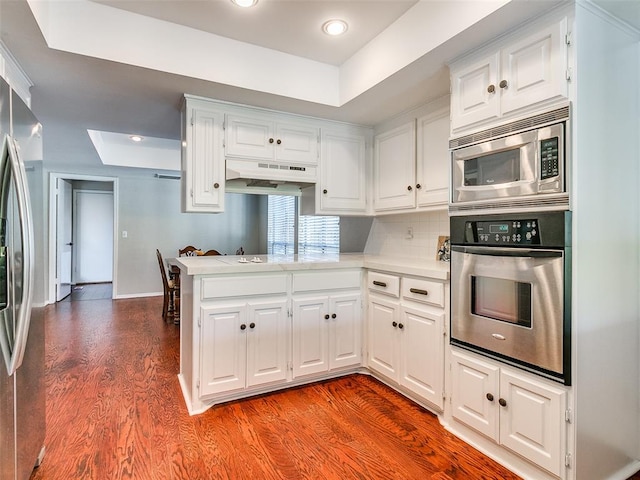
[540,137,560,180]
[464,219,541,246]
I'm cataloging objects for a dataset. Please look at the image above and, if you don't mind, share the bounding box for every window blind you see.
[267,196,339,255]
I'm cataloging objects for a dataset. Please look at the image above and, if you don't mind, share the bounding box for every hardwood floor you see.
[59,282,113,302]
[32,295,525,479]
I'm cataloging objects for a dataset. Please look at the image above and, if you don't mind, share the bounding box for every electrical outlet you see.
[122,230,128,238]
[406,227,413,239]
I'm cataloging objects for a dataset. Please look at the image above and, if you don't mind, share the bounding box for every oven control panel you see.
[464,219,541,245]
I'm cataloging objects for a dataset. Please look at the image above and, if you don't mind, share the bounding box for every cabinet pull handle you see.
[249,323,255,329]
[277,139,282,145]
[486,393,494,402]
[331,313,336,319]
[392,321,398,328]
[499,398,507,407]
[269,138,274,144]
[323,189,328,194]
[409,288,428,296]
[324,314,330,320]
[213,182,220,189]
[499,79,508,89]
[416,184,421,189]
[398,323,404,330]
[240,324,247,330]
[373,281,387,287]
[407,185,412,191]
[487,84,496,93]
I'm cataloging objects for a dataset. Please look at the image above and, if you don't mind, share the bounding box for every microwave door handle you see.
[452,245,563,258]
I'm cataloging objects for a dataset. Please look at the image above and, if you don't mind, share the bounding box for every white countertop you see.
[170,253,449,280]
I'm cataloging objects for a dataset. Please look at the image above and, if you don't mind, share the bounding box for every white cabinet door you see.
[275,123,319,165]
[225,114,274,160]
[416,110,450,208]
[319,127,368,214]
[200,303,247,396]
[329,293,361,370]
[450,52,500,131]
[399,306,444,410]
[292,296,329,377]
[373,122,416,211]
[451,350,500,440]
[246,299,289,388]
[499,370,566,477]
[500,19,568,116]
[184,105,225,212]
[367,296,399,379]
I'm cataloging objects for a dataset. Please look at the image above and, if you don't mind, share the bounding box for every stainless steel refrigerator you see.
[0,77,45,479]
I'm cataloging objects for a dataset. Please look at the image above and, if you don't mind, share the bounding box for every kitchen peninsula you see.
[173,253,449,416]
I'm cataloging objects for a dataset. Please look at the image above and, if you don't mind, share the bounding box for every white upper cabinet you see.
[416,108,450,209]
[182,98,225,213]
[316,125,369,215]
[225,113,319,165]
[450,18,569,134]
[373,121,417,212]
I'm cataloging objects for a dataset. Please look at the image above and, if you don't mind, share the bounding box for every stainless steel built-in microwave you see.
[449,105,570,213]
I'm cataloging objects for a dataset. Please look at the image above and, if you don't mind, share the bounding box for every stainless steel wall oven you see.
[450,211,571,385]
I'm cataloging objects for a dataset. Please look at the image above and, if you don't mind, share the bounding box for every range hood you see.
[225,157,316,196]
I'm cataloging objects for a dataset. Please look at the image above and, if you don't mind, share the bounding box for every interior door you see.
[55,179,72,301]
[74,190,113,283]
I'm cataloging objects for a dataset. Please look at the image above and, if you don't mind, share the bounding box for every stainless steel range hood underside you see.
[225,157,316,196]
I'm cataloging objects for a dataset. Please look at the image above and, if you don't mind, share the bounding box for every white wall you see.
[364,210,449,260]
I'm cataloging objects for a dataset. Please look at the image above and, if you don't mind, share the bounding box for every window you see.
[267,196,339,254]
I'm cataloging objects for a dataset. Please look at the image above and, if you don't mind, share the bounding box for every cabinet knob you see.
[213,182,220,189]
[240,324,247,330]
[398,323,404,330]
[277,139,282,145]
[486,393,494,402]
[407,185,412,191]
[331,313,336,319]
[499,398,507,407]
[487,84,496,94]
[416,184,421,189]
[269,138,274,144]
[325,314,330,320]
[499,80,508,89]
[249,322,255,329]
[392,321,398,328]
[323,189,328,194]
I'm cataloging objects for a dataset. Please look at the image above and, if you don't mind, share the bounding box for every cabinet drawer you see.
[401,277,444,308]
[201,274,287,299]
[292,270,361,293]
[367,272,400,298]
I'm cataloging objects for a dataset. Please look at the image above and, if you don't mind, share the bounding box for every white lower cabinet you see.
[451,349,567,477]
[367,272,446,411]
[291,270,362,379]
[199,298,289,397]
[292,292,361,377]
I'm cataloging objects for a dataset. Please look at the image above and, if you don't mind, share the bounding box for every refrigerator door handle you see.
[0,135,34,375]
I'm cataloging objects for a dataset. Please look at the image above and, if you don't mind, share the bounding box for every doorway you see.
[48,173,118,304]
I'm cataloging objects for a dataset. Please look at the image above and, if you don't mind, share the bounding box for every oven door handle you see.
[451,245,563,258]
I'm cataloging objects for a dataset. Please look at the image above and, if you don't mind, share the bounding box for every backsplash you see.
[364,210,450,260]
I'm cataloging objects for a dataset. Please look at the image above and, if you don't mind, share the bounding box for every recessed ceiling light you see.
[231,0,258,7]
[322,19,348,36]
[129,135,144,142]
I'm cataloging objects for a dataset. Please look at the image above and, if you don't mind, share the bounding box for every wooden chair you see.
[156,249,179,324]
[203,249,221,256]
[179,245,200,257]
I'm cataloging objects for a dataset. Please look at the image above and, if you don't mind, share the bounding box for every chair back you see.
[179,245,200,256]
[203,249,221,256]
[156,249,170,291]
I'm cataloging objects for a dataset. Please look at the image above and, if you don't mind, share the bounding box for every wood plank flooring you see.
[29,293,611,480]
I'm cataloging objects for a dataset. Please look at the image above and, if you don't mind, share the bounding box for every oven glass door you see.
[451,246,564,376]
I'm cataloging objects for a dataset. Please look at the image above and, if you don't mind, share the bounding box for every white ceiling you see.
[1,0,637,172]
